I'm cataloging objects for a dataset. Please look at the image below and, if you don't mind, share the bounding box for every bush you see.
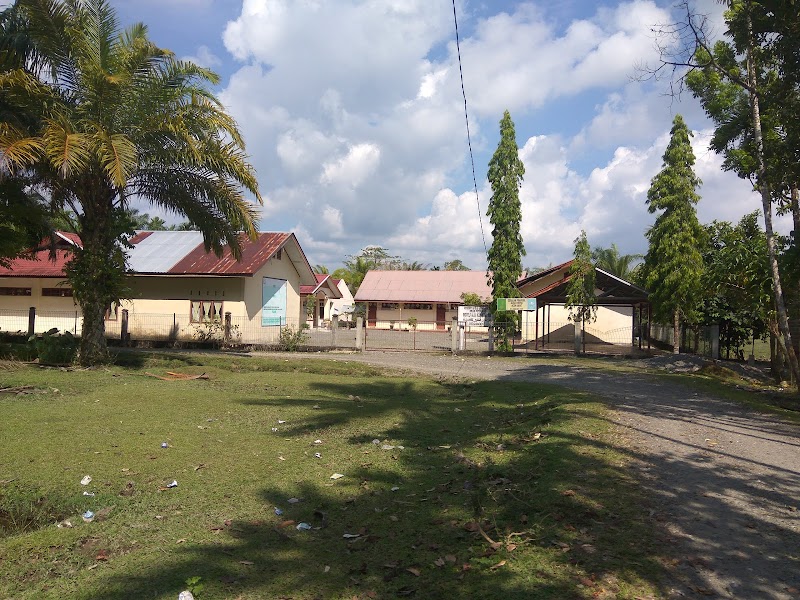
[0,484,83,536]
[277,326,308,351]
[28,329,78,364]
[407,317,418,330]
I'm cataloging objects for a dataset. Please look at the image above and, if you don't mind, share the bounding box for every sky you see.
[106,0,783,271]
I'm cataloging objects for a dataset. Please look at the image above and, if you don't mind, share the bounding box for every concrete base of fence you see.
[355,317,363,350]
[573,319,582,354]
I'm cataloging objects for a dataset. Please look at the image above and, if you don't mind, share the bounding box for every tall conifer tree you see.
[486,110,525,351]
[643,115,705,354]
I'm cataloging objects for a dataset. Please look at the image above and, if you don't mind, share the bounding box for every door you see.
[367,302,377,327]
[436,304,446,330]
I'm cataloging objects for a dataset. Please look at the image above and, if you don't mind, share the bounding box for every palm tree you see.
[312,264,329,274]
[0,0,261,364]
[591,244,643,281]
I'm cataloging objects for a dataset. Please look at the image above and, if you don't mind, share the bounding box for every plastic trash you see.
[287,497,301,504]
[274,507,283,516]
[56,519,73,528]
[372,439,381,445]
[391,486,400,492]
[381,445,395,450]
[296,522,312,531]
[314,452,322,459]
[161,442,168,448]
[271,427,278,432]
[178,591,195,600]
[167,480,178,488]
[313,439,323,445]
[80,475,92,486]
[330,473,345,480]
[82,491,95,497]
[82,510,95,523]
[278,420,286,424]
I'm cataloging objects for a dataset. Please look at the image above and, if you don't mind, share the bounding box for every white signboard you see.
[458,305,492,326]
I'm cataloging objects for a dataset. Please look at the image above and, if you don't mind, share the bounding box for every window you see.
[191,300,223,323]
[404,303,432,310]
[381,303,399,310]
[0,287,31,296]
[42,288,73,297]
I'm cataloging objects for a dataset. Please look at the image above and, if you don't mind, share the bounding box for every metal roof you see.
[354,270,492,303]
[0,231,316,284]
[127,231,206,273]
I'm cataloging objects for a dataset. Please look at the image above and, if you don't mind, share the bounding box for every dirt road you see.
[305,351,800,599]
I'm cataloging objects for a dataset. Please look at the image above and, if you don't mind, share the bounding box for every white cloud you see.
[181,45,221,69]
[320,143,382,188]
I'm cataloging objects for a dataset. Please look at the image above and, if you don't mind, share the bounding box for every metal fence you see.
[649,323,713,357]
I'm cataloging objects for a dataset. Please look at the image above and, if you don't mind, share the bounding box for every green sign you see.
[496,298,536,311]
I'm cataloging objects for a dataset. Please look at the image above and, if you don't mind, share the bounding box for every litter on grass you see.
[82,511,94,523]
[287,497,301,504]
[296,522,312,531]
[166,480,178,488]
[314,439,323,445]
[80,475,92,486]
[161,442,168,448]
[82,491,95,497]
[372,439,381,445]
[278,420,286,424]
[330,473,345,480]
[274,507,283,515]
[178,591,195,600]
[314,453,322,459]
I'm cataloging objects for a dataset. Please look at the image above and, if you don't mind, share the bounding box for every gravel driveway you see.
[285,350,800,599]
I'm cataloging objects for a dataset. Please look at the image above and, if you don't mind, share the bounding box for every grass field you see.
[0,352,669,599]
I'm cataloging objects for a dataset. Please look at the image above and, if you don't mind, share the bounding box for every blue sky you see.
[108,0,779,271]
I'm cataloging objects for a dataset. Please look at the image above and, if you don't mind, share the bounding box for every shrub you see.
[27,329,78,364]
[277,326,308,351]
[0,484,82,536]
[407,317,418,330]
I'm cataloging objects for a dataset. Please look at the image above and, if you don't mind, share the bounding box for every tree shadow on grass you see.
[78,377,673,600]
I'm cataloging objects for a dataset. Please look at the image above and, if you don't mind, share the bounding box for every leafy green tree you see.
[312,264,329,274]
[652,0,800,381]
[642,115,705,354]
[336,246,395,294]
[565,230,597,325]
[591,244,642,281]
[486,110,525,351]
[0,181,50,266]
[443,259,470,271]
[0,0,260,365]
[699,212,772,359]
[459,292,487,306]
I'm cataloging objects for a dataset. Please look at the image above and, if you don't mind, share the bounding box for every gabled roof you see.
[518,261,648,305]
[0,231,316,285]
[355,270,491,304]
[300,273,343,298]
[0,233,81,278]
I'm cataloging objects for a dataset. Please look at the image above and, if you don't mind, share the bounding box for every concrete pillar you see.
[451,317,458,353]
[27,306,36,337]
[121,309,130,346]
[710,323,720,360]
[488,325,494,353]
[355,317,363,350]
[331,315,339,347]
[574,318,582,355]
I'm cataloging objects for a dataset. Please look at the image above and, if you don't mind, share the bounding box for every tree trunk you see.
[745,9,800,386]
[673,308,680,354]
[79,293,108,365]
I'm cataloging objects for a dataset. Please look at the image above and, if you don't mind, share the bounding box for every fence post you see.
[121,309,129,346]
[224,312,232,344]
[355,317,363,350]
[451,317,458,353]
[710,323,719,360]
[27,306,36,336]
[573,318,582,355]
[331,315,338,348]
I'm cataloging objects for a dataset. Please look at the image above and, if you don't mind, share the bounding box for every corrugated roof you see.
[128,231,206,273]
[354,270,491,303]
[0,231,314,281]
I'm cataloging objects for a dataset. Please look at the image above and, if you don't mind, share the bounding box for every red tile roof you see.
[0,233,80,278]
[167,232,291,275]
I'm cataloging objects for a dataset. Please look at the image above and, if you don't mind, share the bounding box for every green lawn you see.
[1,352,668,599]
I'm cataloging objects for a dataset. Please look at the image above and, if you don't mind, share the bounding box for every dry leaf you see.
[239,560,254,565]
[433,557,445,567]
[445,554,457,563]
[176,538,186,544]
[406,567,421,577]
[463,521,480,532]
[95,550,109,561]
[562,489,576,497]
[506,544,517,552]
[490,560,507,570]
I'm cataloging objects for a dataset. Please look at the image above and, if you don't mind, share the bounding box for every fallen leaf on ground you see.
[434,557,445,567]
[239,560,254,566]
[445,555,457,563]
[562,489,576,497]
[406,567,421,576]
[490,560,507,570]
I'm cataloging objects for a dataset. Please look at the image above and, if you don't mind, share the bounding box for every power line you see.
[451,0,487,258]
